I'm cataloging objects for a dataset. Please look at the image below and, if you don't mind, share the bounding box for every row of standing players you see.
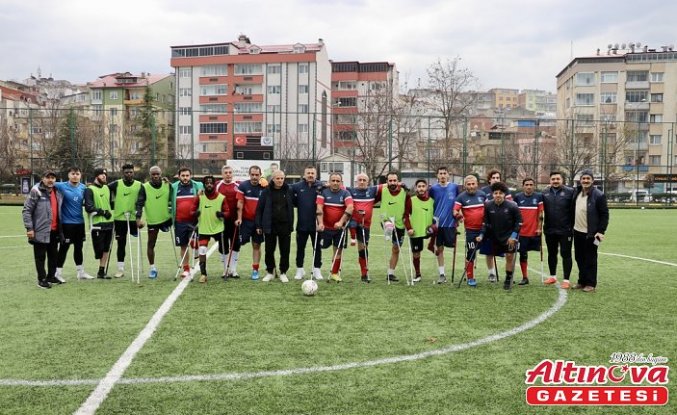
[22,164,608,291]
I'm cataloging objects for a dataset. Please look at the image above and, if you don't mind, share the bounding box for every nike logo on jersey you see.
[204,205,212,208]
[388,201,396,205]
[155,195,163,199]
[421,208,429,211]
[123,192,130,196]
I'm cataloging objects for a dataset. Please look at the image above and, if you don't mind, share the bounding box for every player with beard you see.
[513,177,544,285]
[235,165,265,280]
[316,173,353,282]
[171,167,204,279]
[108,163,142,278]
[428,167,460,284]
[135,166,172,278]
[193,176,229,283]
[216,165,240,278]
[346,173,383,283]
[84,168,114,279]
[479,169,512,282]
[379,171,412,283]
[409,179,434,283]
[453,174,487,286]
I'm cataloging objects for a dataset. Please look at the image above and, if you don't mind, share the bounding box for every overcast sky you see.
[1,0,675,92]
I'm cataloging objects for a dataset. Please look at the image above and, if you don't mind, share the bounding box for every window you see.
[649,155,661,165]
[335,114,357,124]
[576,114,594,126]
[625,90,648,102]
[627,71,648,82]
[299,63,309,74]
[267,65,281,74]
[109,91,118,100]
[294,44,306,54]
[298,85,309,94]
[625,111,648,123]
[179,88,191,97]
[298,104,309,113]
[575,93,594,105]
[199,104,227,114]
[235,86,254,95]
[600,114,617,123]
[336,97,356,107]
[233,103,262,113]
[267,105,281,113]
[575,72,595,86]
[179,107,192,115]
[297,123,308,133]
[650,114,663,123]
[321,162,344,173]
[338,81,356,90]
[600,71,618,83]
[267,85,281,94]
[179,68,191,78]
[92,90,102,101]
[110,108,118,117]
[266,124,281,133]
[200,85,227,96]
[179,126,192,134]
[234,122,263,133]
[650,72,664,82]
[650,135,662,145]
[234,64,262,75]
[600,92,617,104]
[201,65,227,76]
[199,123,227,134]
[651,93,664,103]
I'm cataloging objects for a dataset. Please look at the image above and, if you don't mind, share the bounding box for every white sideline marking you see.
[0,289,567,388]
[600,252,677,267]
[72,242,219,415]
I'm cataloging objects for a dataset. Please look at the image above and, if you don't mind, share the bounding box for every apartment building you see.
[88,72,175,167]
[518,89,557,115]
[556,45,677,191]
[170,35,331,170]
[489,88,519,110]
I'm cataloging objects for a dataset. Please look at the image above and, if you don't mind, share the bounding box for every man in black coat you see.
[542,171,575,289]
[572,169,609,292]
[255,170,294,283]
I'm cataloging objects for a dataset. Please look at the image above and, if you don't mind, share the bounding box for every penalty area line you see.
[72,242,220,415]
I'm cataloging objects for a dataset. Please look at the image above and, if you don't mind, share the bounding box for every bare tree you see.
[0,117,19,183]
[426,57,478,174]
[551,118,597,185]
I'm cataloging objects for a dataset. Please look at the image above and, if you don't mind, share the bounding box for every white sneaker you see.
[294,268,305,280]
[262,273,274,282]
[77,271,95,280]
[54,269,66,283]
[181,270,191,279]
[312,268,324,281]
[279,273,289,283]
[114,269,125,278]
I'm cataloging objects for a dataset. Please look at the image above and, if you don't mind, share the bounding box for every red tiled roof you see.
[88,73,171,88]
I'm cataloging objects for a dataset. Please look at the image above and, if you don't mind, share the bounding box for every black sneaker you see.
[37,280,52,289]
[361,275,371,283]
[437,274,447,284]
[97,273,111,279]
[46,277,63,285]
[518,278,529,286]
[503,276,513,290]
[387,274,399,282]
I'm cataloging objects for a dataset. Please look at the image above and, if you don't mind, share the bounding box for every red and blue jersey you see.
[513,192,544,237]
[317,188,353,229]
[236,181,263,221]
[174,182,199,223]
[481,185,513,202]
[347,185,379,228]
[454,190,487,231]
[429,182,459,228]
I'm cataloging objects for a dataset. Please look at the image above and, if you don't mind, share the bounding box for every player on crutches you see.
[316,172,353,283]
[134,165,172,279]
[124,212,136,283]
[346,173,383,284]
[409,179,435,284]
[379,172,413,284]
[453,174,487,287]
[109,163,142,279]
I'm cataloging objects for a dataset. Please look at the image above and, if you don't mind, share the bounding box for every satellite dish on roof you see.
[636,42,642,48]
[621,43,627,49]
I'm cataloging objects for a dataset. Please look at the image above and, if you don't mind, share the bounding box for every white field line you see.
[72,242,219,415]
[600,252,677,267]
[0,288,567,388]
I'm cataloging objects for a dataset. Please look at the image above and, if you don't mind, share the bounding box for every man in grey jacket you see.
[22,170,61,289]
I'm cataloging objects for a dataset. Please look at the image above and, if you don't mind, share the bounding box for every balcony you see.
[623,164,649,173]
[624,101,649,110]
[625,81,650,90]
[124,98,144,106]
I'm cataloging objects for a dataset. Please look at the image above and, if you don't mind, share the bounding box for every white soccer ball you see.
[301,279,318,296]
